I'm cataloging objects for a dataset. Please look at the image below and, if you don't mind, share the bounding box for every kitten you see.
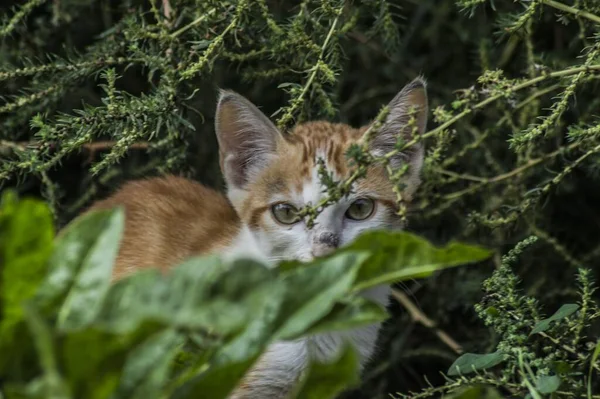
[86,77,428,398]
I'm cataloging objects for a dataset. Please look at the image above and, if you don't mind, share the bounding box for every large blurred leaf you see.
[0,192,54,324]
[213,275,286,365]
[96,256,276,338]
[0,192,54,373]
[171,356,259,399]
[342,231,492,291]
[274,252,368,340]
[29,207,124,331]
[62,322,163,399]
[55,208,124,331]
[113,329,185,399]
[22,304,70,399]
[302,296,388,336]
[292,344,359,399]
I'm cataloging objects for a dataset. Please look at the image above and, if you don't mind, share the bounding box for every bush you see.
[1,0,600,397]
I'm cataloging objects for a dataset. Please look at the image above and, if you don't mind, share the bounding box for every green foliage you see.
[293,345,360,399]
[0,191,54,374]
[447,351,506,376]
[530,304,580,335]
[344,231,492,291]
[395,237,600,398]
[0,193,490,398]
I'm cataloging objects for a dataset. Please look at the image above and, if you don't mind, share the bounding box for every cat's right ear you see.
[215,90,283,191]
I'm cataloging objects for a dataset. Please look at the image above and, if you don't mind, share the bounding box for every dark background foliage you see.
[1,0,600,397]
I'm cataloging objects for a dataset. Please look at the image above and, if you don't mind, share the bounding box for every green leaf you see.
[0,192,54,375]
[0,192,54,337]
[52,207,125,331]
[22,304,70,399]
[171,356,259,399]
[342,231,492,292]
[302,296,388,336]
[447,351,506,376]
[114,329,185,399]
[275,252,368,340]
[214,278,286,365]
[292,345,359,399]
[535,375,560,394]
[531,303,579,335]
[97,256,275,337]
[62,323,162,399]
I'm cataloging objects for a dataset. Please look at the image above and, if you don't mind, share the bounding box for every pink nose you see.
[311,244,336,258]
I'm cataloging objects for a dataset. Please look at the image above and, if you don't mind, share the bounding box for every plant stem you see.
[542,0,600,24]
[436,140,580,185]
[276,6,343,128]
[170,8,217,38]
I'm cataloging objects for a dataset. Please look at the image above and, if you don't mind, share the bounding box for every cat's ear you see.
[362,77,428,197]
[215,90,283,190]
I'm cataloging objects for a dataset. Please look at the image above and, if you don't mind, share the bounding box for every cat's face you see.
[215,79,428,263]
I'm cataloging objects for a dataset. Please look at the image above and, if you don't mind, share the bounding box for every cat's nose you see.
[317,232,340,247]
[311,232,340,258]
[311,243,336,258]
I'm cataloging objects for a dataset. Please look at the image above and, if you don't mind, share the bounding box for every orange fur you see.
[86,176,240,280]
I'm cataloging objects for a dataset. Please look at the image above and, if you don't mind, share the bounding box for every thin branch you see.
[391,288,464,355]
[162,0,172,21]
[435,140,580,185]
[170,8,217,38]
[542,0,600,24]
[0,140,149,153]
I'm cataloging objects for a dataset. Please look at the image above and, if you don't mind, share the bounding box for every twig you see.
[0,140,27,152]
[162,0,172,21]
[0,140,149,153]
[81,141,149,151]
[541,0,600,24]
[391,288,464,355]
[438,140,582,199]
[170,8,217,38]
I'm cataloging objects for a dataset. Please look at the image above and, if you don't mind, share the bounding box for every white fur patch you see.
[222,224,271,266]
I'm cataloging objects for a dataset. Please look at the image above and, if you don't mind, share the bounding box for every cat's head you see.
[215,78,428,263]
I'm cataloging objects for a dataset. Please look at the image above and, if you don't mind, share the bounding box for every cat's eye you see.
[345,198,375,221]
[271,203,300,225]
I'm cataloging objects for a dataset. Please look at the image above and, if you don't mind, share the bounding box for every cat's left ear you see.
[215,90,283,193]
[362,77,428,197]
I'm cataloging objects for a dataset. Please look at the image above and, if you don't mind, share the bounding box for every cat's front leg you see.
[228,341,308,399]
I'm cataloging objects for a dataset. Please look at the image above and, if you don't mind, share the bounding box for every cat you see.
[85,77,428,398]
